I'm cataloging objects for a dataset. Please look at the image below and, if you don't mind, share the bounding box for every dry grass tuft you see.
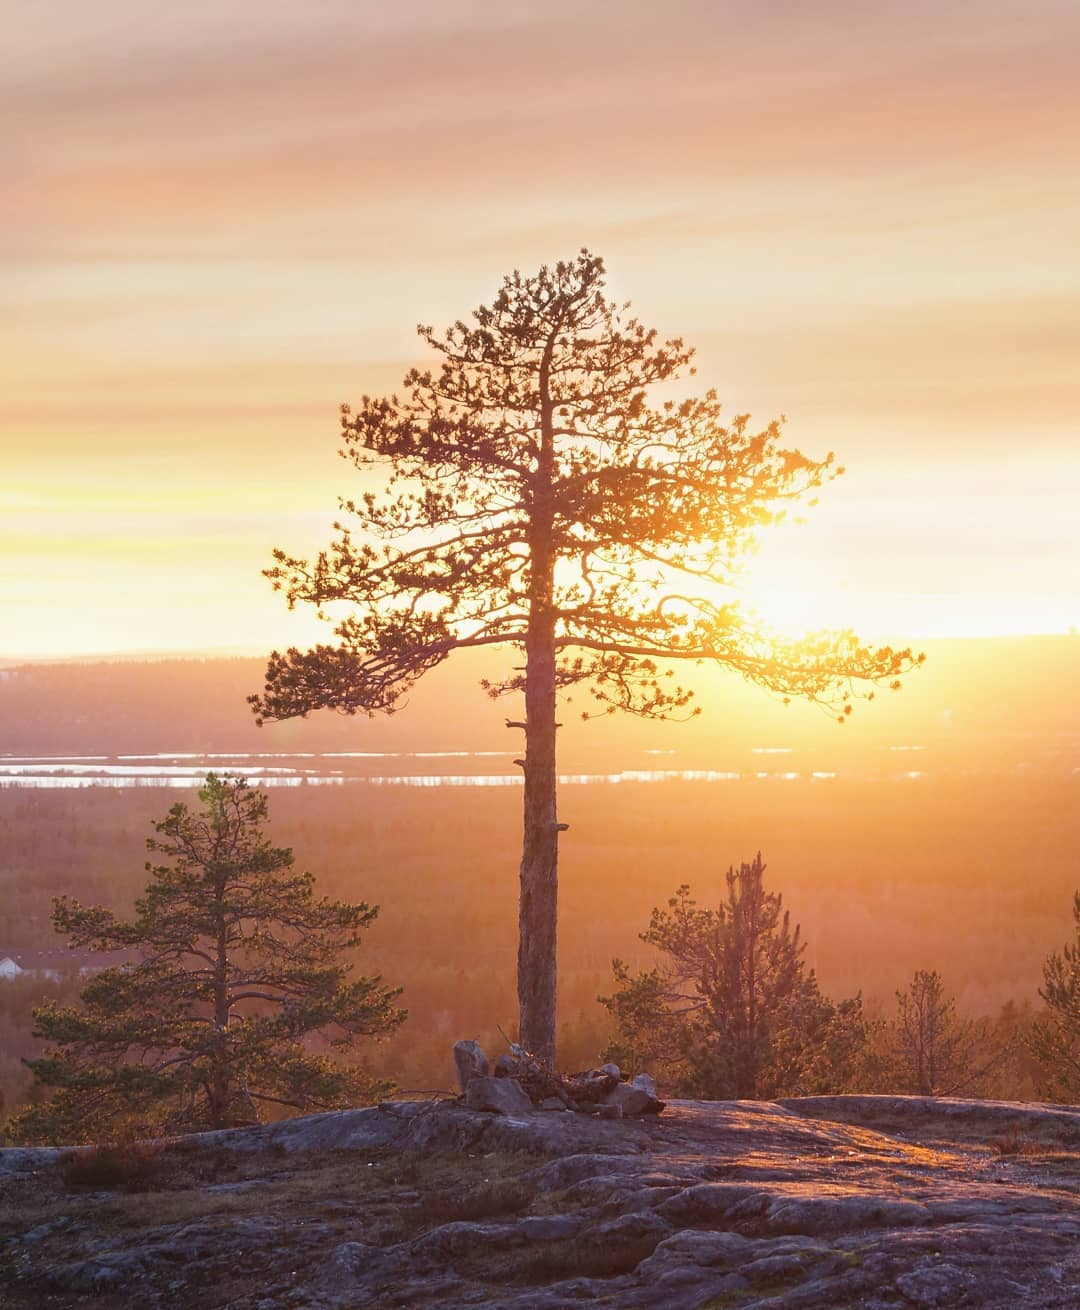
[506,1233,663,1283]
[416,1175,533,1225]
[987,1127,1048,1157]
[61,1139,166,1192]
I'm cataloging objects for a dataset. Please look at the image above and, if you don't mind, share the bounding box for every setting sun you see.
[5,5,1079,657]
[739,528,845,640]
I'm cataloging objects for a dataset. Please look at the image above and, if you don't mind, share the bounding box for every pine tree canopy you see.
[250,250,920,727]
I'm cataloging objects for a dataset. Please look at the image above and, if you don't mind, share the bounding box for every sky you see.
[4,0,1079,658]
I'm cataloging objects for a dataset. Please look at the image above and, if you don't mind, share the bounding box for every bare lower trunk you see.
[518,629,560,1065]
[518,319,562,1066]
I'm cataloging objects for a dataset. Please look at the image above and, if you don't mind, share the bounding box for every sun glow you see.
[738,561,844,640]
[736,525,854,640]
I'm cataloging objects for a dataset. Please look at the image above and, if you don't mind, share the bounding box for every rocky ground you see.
[2,1094,1079,1309]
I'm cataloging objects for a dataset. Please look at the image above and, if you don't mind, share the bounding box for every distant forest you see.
[1,640,1077,1115]
[2,635,1078,765]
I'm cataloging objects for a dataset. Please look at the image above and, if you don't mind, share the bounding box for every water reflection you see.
[0,747,976,790]
[0,763,748,790]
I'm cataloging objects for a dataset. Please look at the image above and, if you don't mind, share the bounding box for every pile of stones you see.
[452,1039,664,1118]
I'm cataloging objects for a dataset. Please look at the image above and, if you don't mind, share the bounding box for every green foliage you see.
[2,766,1067,1117]
[600,854,870,1098]
[5,775,405,1144]
[1029,891,1080,1102]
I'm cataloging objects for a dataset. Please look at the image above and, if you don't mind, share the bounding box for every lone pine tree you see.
[9,775,404,1144]
[250,251,920,1065]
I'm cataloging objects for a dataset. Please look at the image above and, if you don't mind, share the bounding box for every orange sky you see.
[4,1,1079,657]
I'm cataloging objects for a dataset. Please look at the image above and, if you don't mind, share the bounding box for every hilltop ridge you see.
[3,1094,1079,1308]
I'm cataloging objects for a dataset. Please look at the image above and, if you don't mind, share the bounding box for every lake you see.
[0,747,938,788]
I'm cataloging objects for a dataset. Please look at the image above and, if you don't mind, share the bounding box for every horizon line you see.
[3,629,1078,668]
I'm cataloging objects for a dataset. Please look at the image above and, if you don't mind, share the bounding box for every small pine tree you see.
[1029,892,1080,1102]
[600,855,868,1098]
[885,969,996,1096]
[6,775,405,1145]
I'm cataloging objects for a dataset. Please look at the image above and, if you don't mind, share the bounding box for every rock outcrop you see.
[2,1095,1079,1308]
[451,1039,664,1118]
[452,1039,490,1091]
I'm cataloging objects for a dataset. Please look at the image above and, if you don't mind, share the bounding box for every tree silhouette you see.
[8,775,404,1144]
[250,251,920,1064]
[1029,891,1080,1101]
[887,969,995,1096]
[600,856,869,1097]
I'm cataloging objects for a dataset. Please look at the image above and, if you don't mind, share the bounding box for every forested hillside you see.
[1,636,1076,1116]
[2,635,1078,765]
[2,771,1075,1113]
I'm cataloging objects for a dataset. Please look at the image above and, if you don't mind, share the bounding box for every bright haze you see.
[5,0,1079,659]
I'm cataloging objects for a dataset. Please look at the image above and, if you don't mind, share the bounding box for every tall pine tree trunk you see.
[518,325,561,1065]
[519,617,559,1064]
